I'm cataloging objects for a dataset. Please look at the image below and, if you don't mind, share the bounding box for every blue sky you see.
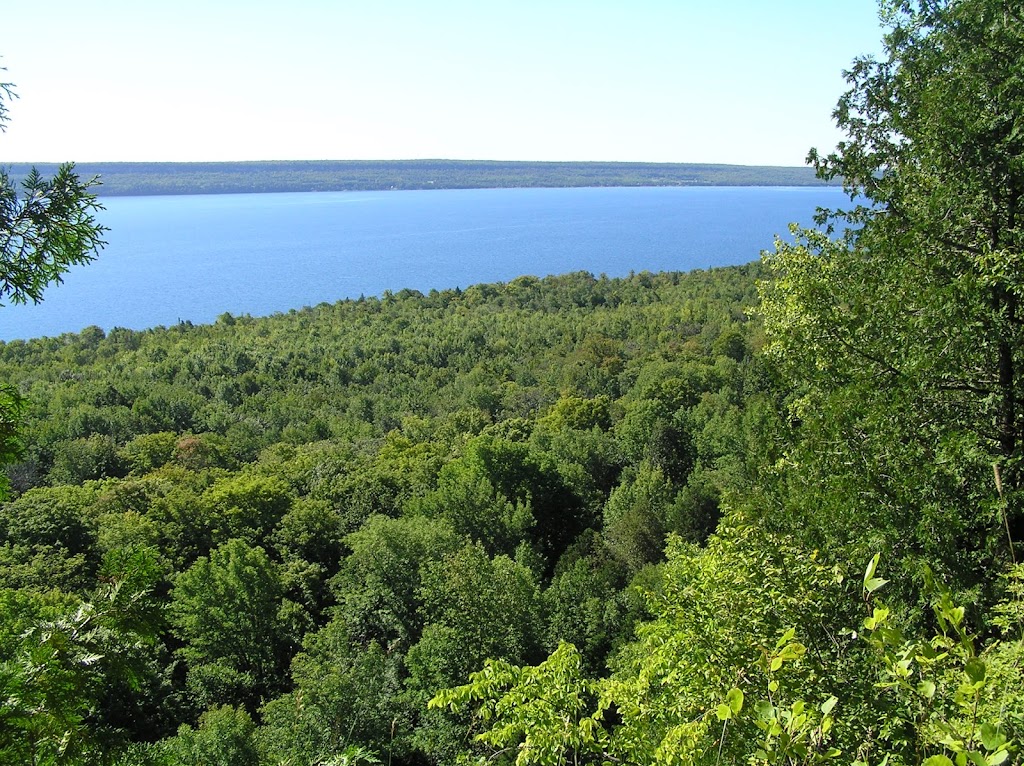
[1,1,883,166]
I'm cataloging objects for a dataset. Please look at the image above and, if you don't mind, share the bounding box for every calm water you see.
[0,186,844,341]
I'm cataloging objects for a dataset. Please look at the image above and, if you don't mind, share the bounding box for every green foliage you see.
[543,545,630,673]
[0,73,103,310]
[157,705,259,766]
[0,484,100,591]
[331,515,464,652]
[430,642,606,766]
[0,258,823,762]
[412,445,535,558]
[432,542,1024,766]
[0,383,24,498]
[761,0,1024,595]
[168,539,291,712]
[118,431,179,475]
[538,395,612,432]
[0,548,161,765]
[847,561,1023,766]
[202,472,292,546]
[48,434,126,485]
[271,497,346,567]
[0,78,102,500]
[599,530,853,766]
[0,259,787,761]
[431,528,855,766]
[409,544,546,761]
[411,544,544,691]
[0,163,106,307]
[258,620,403,765]
[602,465,674,573]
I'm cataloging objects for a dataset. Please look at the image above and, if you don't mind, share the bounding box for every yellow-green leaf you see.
[820,695,838,716]
[987,750,1009,766]
[727,687,744,715]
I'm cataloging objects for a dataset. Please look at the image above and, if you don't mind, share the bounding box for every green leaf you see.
[987,750,1009,766]
[964,658,986,684]
[864,606,889,631]
[863,554,880,588]
[918,680,937,699]
[716,704,732,721]
[775,627,797,650]
[820,695,838,716]
[922,756,955,766]
[865,577,889,594]
[727,687,744,715]
[980,724,1006,752]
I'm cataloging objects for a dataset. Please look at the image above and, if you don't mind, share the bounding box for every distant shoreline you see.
[1,159,838,197]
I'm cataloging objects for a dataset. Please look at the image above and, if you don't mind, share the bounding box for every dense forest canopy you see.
[0,267,772,764]
[2,1,1024,765]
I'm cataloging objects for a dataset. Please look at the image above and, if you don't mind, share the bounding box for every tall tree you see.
[761,0,1024,591]
[168,540,293,713]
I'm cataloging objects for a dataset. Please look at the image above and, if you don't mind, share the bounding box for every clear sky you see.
[1,1,884,166]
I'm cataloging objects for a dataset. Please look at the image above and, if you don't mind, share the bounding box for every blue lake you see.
[0,185,845,342]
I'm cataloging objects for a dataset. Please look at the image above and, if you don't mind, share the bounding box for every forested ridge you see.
[3,1,1024,765]
[1,160,834,197]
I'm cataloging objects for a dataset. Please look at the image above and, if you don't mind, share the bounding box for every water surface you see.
[0,186,844,341]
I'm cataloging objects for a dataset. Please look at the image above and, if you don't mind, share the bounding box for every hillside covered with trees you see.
[0,266,772,765]
[2,1,1024,765]
[2,160,834,197]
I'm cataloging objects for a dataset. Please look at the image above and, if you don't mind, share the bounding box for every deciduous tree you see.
[168,539,292,712]
[761,0,1024,591]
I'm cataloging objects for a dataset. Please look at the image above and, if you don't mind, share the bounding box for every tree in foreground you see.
[761,0,1024,596]
[0,72,106,307]
[0,548,163,765]
[0,68,106,497]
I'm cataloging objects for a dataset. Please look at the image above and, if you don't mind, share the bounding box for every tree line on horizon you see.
[2,159,834,197]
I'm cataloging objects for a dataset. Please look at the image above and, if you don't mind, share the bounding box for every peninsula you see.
[2,159,835,197]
